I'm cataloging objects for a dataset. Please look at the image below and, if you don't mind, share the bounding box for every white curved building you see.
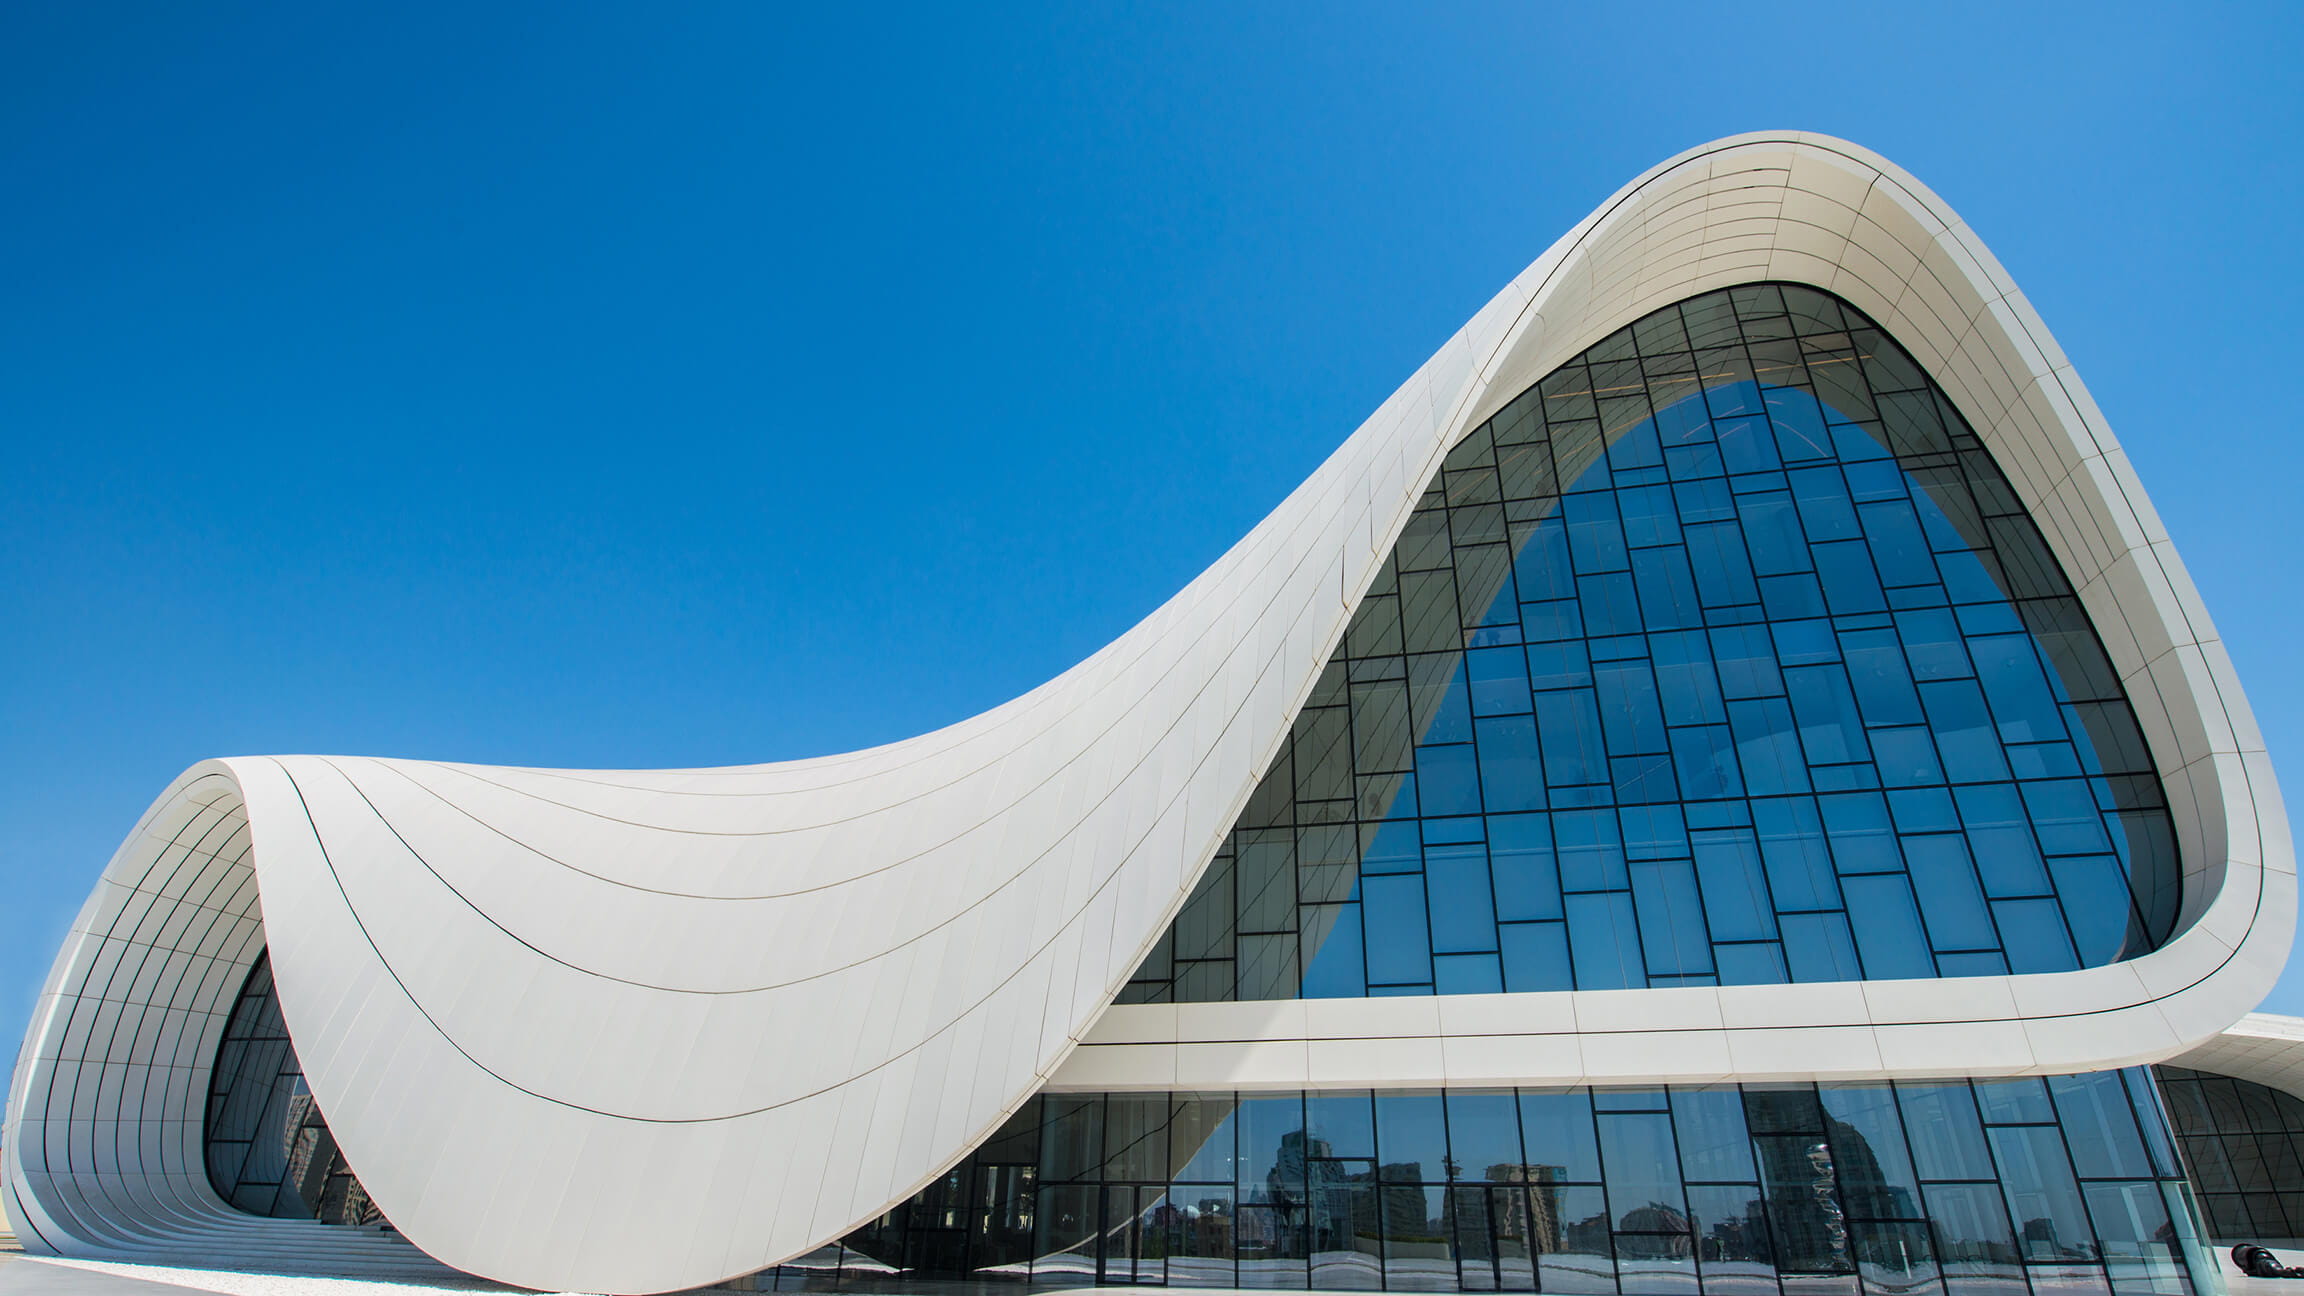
[4,133,2296,1296]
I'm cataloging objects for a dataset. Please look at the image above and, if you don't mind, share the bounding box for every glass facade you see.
[2154,1066,2304,1244]
[203,951,2243,1296]
[752,1072,2212,1295]
[1122,284,2180,1004]
[203,953,384,1226]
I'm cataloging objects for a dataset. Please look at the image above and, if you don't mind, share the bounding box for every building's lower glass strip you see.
[717,1072,2214,1295]
[205,949,2240,1294]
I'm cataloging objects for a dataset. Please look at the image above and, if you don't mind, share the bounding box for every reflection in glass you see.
[2082,1180,2186,1296]
[1849,1218,1939,1296]
[1033,1184,1099,1284]
[1755,1133,1852,1276]
[1447,1090,1525,1184]
[1306,1176,1379,1290]
[1521,1089,1606,1185]
[203,953,381,1226]
[1161,1185,1237,1289]
[1105,1094,1170,1182]
[1381,1183,1455,1292]
[1122,282,2180,1007]
[1101,1185,1164,1283]
[797,1071,2203,1293]
[2049,1074,2153,1181]
[1599,1111,1688,1234]
[1238,1201,1313,1290]
[1543,1184,1619,1295]
[1820,1084,1922,1223]
[1687,1183,1777,1295]
[1677,1086,1760,1183]
[1989,1124,2096,1262]
[1305,1091,1376,1159]
[1378,1092,1451,1184]
[1043,1094,1104,1182]
[1925,1181,2026,1296]
[1898,1082,1998,1183]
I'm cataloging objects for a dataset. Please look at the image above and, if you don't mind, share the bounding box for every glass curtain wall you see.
[203,952,384,1225]
[750,1071,2208,1295]
[2153,1066,2304,1246]
[1122,283,2179,1004]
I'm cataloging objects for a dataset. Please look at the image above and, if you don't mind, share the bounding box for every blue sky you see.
[5,3,2301,1071]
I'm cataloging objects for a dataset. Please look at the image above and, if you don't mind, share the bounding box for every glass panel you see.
[1599,1111,1687,1232]
[1849,1219,1939,1296]
[1305,1177,1378,1290]
[1170,1093,1238,1184]
[1520,1089,1605,1184]
[1747,1086,1827,1136]
[1688,1183,1781,1294]
[1974,1078,2056,1126]
[1103,1185,1163,1283]
[2159,1180,2220,1296]
[1488,1207,1540,1294]
[970,1162,1038,1278]
[1755,1133,1854,1274]
[1922,1181,2025,1296]
[2029,1265,2115,1296]
[1896,1083,1996,1182]
[1105,1094,1170,1181]
[1119,284,2179,1005]
[2083,1180,2187,1296]
[1987,1124,2093,1262]
[1540,1184,1619,1295]
[1616,1240,1701,1296]
[1240,1093,1309,1203]
[1164,1184,1237,1288]
[1676,1086,1760,1183]
[1032,1184,1100,1283]
[1240,1201,1314,1289]
[1364,873,1434,986]
[1447,1090,1526,1184]
[1378,1092,1451,1184]
[1820,1085,1922,1223]
[2048,1073,2152,1180]
[1304,1090,1375,1159]
[1383,1183,1456,1292]
[1452,1184,1500,1291]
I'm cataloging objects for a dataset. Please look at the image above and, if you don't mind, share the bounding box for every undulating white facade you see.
[3,133,2294,1295]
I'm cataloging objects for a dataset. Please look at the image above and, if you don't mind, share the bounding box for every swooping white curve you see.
[3,133,2292,1293]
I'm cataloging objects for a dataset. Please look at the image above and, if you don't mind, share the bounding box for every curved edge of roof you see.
[2174,1012,2304,1102]
[3,132,2292,1292]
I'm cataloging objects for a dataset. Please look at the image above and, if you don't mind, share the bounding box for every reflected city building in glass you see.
[728,1073,2206,1294]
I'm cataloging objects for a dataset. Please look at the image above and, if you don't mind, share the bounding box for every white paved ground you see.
[1,1261,579,1296]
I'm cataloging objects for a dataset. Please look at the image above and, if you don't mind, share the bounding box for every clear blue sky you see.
[5,3,2301,1075]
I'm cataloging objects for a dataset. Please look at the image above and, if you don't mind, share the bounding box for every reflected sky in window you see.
[1125,284,2179,1004]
